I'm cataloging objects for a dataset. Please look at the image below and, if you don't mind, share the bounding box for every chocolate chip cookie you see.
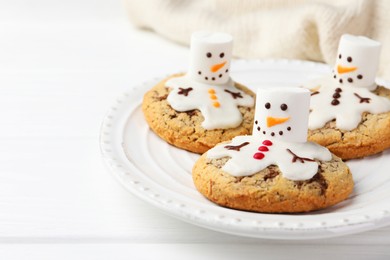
[192,152,353,213]
[142,74,255,154]
[308,86,390,160]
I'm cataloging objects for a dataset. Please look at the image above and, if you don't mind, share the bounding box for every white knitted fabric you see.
[125,0,390,79]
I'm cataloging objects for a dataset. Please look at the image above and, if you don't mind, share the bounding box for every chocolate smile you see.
[199,68,229,81]
[254,120,292,136]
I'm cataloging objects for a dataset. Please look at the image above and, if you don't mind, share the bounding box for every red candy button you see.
[262,140,273,146]
[253,152,265,160]
[258,146,269,152]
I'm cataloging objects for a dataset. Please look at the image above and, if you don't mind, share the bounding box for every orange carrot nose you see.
[337,64,357,74]
[210,61,226,72]
[267,116,290,127]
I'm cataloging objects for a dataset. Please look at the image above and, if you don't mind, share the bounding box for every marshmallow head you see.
[333,34,381,90]
[253,87,310,143]
[188,31,233,85]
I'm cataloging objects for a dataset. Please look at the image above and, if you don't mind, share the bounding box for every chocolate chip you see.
[185,110,197,117]
[309,173,328,196]
[157,94,168,101]
[331,99,340,105]
[348,78,353,83]
[333,93,341,98]
[206,52,212,58]
[280,103,288,111]
[347,57,352,62]
[263,168,279,181]
[265,102,271,109]
[357,74,363,79]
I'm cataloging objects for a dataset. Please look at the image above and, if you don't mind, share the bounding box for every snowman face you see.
[188,31,233,85]
[333,34,381,90]
[253,87,310,143]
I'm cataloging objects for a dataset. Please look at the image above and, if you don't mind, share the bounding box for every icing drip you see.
[165,75,254,130]
[207,135,331,181]
[305,75,390,131]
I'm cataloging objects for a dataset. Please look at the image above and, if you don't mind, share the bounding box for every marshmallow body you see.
[333,34,381,90]
[253,87,310,143]
[188,31,233,85]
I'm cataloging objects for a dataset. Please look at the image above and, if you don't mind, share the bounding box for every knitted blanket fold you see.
[125,0,390,79]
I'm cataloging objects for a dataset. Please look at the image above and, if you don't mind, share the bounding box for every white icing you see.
[333,34,381,91]
[305,75,390,131]
[189,31,233,85]
[253,87,310,143]
[205,86,332,181]
[166,75,254,130]
[165,31,253,130]
[303,34,390,130]
[207,135,331,181]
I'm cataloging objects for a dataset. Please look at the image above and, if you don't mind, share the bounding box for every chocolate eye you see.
[206,52,212,58]
[339,54,342,59]
[280,103,288,111]
[347,57,352,62]
[219,52,224,58]
[265,102,271,109]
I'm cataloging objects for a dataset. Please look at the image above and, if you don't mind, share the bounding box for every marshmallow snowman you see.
[304,34,390,131]
[253,87,310,143]
[165,31,254,130]
[307,78,390,130]
[189,31,233,85]
[207,87,332,181]
[332,34,381,91]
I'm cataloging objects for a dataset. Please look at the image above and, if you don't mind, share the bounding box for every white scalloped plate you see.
[100,59,390,240]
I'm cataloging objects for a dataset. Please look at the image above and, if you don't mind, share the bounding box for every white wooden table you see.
[0,1,389,259]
